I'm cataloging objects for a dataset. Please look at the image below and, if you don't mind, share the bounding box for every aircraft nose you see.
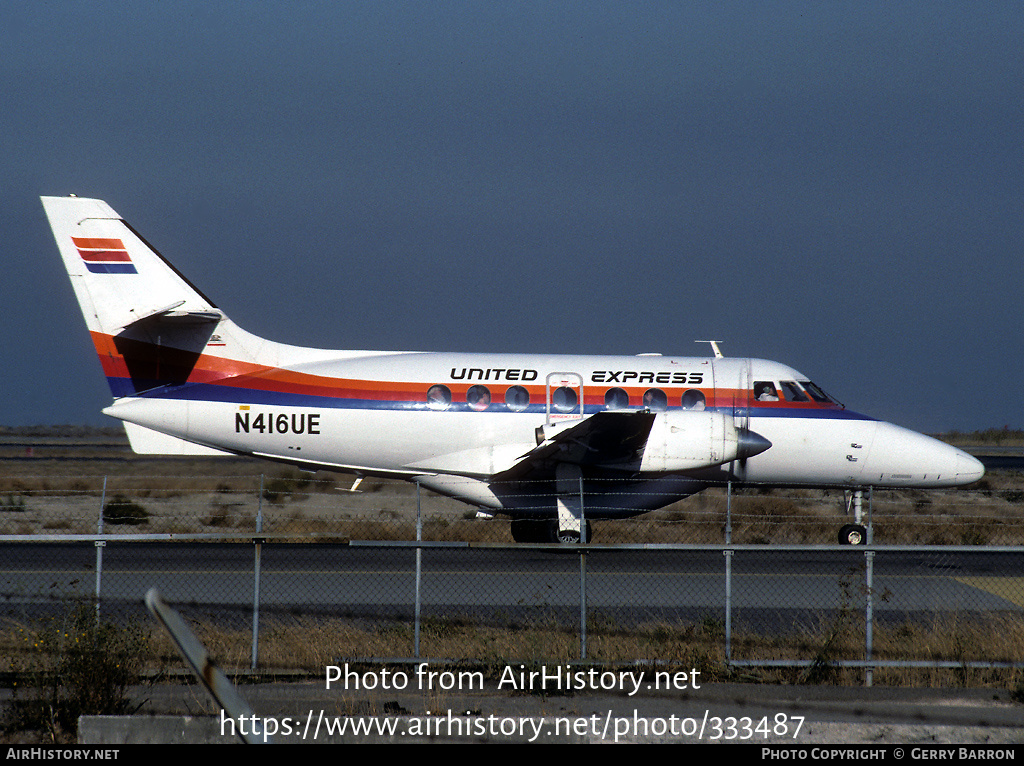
[864,422,985,488]
[955,451,985,485]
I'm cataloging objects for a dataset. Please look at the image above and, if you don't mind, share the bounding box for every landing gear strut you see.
[839,489,869,545]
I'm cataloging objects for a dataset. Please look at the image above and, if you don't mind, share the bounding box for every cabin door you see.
[545,372,584,427]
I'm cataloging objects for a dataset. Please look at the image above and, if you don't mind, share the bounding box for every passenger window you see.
[754,382,779,401]
[552,386,579,413]
[642,389,667,411]
[780,381,809,402]
[604,387,629,410]
[466,385,491,411]
[680,389,705,411]
[426,384,452,410]
[505,385,529,412]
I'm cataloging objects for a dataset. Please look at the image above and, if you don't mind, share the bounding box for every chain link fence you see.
[3,464,1023,541]
[3,457,1024,686]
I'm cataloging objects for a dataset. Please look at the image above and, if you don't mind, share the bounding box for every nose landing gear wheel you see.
[839,524,867,545]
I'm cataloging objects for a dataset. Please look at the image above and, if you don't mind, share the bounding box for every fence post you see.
[725,480,732,544]
[251,474,264,670]
[415,479,422,658]
[724,548,733,665]
[867,487,873,544]
[579,475,587,660]
[95,476,107,619]
[864,549,874,687]
[724,482,733,664]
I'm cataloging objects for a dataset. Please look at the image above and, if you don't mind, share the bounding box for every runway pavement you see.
[77,676,1024,744]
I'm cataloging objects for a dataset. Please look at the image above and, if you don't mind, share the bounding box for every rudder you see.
[42,196,228,397]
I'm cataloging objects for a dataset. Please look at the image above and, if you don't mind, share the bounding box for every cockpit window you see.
[754,382,779,401]
[779,381,809,402]
[801,380,840,405]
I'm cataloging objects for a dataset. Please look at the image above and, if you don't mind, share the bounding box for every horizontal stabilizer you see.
[122,301,223,329]
[122,422,234,456]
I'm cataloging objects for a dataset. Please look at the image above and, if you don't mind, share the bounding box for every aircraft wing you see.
[493,411,656,482]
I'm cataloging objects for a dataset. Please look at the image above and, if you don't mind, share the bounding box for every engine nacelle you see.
[637,410,771,473]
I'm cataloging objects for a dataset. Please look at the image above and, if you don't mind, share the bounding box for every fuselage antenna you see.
[696,340,724,358]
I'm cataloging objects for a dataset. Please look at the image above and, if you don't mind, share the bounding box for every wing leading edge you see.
[494,411,657,482]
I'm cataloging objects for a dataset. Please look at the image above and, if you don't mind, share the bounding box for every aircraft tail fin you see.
[41,195,262,398]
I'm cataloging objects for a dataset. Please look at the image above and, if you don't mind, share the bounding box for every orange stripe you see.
[85,332,837,409]
[72,237,125,249]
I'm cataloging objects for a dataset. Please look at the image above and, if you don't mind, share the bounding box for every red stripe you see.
[78,249,132,262]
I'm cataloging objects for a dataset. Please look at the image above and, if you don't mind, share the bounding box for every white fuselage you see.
[103,351,984,517]
[40,195,984,523]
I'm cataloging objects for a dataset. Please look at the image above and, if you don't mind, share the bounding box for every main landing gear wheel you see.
[838,524,867,546]
[511,519,592,543]
[554,520,592,544]
[510,519,544,543]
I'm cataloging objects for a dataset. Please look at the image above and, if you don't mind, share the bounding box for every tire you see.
[512,519,592,543]
[511,519,545,543]
[838,524,867,545]
[551,520,592,544]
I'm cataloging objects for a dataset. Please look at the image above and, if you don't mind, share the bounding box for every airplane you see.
[41,195,985,545]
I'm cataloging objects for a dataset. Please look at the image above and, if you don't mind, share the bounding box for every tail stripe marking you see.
[72,236,137,274]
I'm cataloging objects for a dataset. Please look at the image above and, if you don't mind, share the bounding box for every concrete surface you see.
[77,678,1024,744]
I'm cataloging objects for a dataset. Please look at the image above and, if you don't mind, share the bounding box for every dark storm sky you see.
[4,2,1022,433]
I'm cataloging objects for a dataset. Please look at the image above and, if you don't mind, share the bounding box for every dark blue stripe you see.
[85,262,137,274]
[108,379,876,421]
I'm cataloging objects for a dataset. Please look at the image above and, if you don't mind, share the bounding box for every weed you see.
[798,570,861,685]
[102,495,149,526]
[3,603,149,741]
[205,502,235,527]
[1,494,27,513]
[1010,672,1024,704]
[262,472,312,504]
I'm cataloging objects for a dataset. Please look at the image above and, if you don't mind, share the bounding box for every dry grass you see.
[3,431,1022,544]
[8,608,1024,691]
[3,433,1024,693]
[935,428,1024,448]
[2,468,1024,544]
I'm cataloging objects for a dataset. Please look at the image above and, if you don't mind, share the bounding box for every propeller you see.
[732,358,758,479]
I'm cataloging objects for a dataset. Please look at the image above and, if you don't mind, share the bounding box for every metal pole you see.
[579,476,587,659]
[865,549,874,687]
[251,474,264,670]
[867,486,873,544]
[725,480,732,544]
[415,479,422,658]
[579,475,586,543]
[865,487,874,686]
[95,476,107,620]
[725,482,734,664]
[724,549,733,665]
